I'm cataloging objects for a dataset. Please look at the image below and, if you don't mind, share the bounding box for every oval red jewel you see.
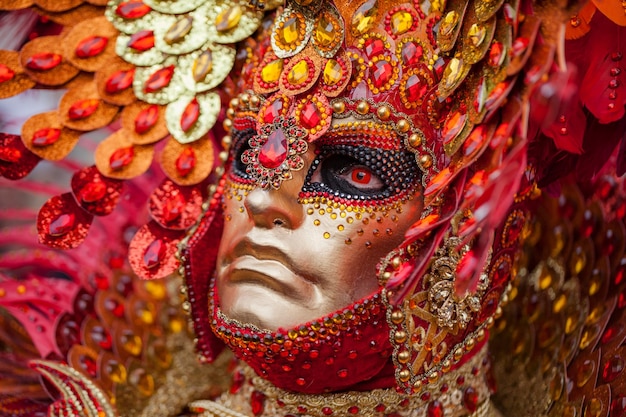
[488,41,504,66]
[25,52,62,71]
[264,98,285,123]
[105,68,135,94]
[162,192,186,223]
[79,182,107,203]
[427,400,444,417]
[364,38,385,59]
[68,99,100,120]
[143,238,166,269]
[300,102,321,130]
[175,147,196,177]
[259,128,288,169]
[109,146,134,170]
[128,30,155,52]
[116,0,151,19]
[371,60,393,88]
[0,64,15,83]
[135,105,159,133]
[32,128,61,146]
[143,65,175,93]
[0,147,22,163]
[180,98,200,132]
[405,74,427,102]
[250,390,266,416]
[402,41,423,66]
[75,36,109,58]
[49,213,75,236]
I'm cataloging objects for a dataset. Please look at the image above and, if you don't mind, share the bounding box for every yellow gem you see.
[323,59,342,85]
[351,0,378,36]
[391,11,413,35]
[215,5,242,33]
[122,332,143,356]
[440,11,459,37]
[164,15,193,44]
[287,60,309,85]
[105,361,127,384]
[130,369,155,397]
[443,57,462,89]
[261,59,283,83]
[280,16,301,45]
[468,23,486,47]
[192,50,213,83]
[315,13,336,47]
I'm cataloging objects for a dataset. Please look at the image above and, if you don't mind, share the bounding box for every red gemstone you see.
[32,128,61,146]
[250,390,266,416]
[0,147,22,162]
[143,65,175,93]
[79,182,107,203]
[175,147,196,176]
[79,355,97,377]
[68,99,100,120]
[348,406,359,414]
[105,68,135,94]
[49,213,75,236]
[116,0,151,19]
[602,355,625,383]
[128,30,155,52]
[135,105,159,133]
[612,396,626,417]
[0,64,15,83]
[143,238,166,269]
[109,146,134,170]
[371,60,393,88]
[322,407,333,416]
[230,370,245,394]
[364,38,385,59]
[405,74,427,102]
[442,111,467,145]
[104,297,125,317]
[75,36,108,58]
[503,4,516,24]
[91,325,113,350]
[26,52,62,71]
[402,41,423,66]
[511,37,529,58]
[464,387,478,412]
[492,258,511,287]
[264,98,285,123]
[162,192,186,223]
[427,400,444,417]
[488,41,504,66]
[259,128,288,169]
[300,102,321,129]
[180,98,200,132]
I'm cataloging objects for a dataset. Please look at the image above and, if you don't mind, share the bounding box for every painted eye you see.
[350,167,372,185]
[312,154,386,196]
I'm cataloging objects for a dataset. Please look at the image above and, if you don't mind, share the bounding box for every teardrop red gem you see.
[405,74,427,102]
[427,400,444,417]
[135,105,159,133]
[463,387,478,413]
[109,146,134,170]
[250,390,266,416]
[162,193,186,223]
[143,239,166,269]
[401,41,423,66]
[49,213,75,236]
[79,182,107,203]
[68,99,100,120]
[32,128,61,146]
[602,355,625,383]
[0,64,15,83]
[105,68,135,94]
[25,52,62,71]
[180,98,200,132]
[371,60,393,88]
[488,41,504,66]
[300,102,321,129]
[364,39,385,59]
[175,147,196,176]
[116,0,151,19]
[259,128,288,169]
[263,98,285,123]
[128,30,155,52]
[75,36,109,58]
[143,65,175,93]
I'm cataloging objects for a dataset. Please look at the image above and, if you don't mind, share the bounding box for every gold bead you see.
[495,306,503,318]
[223,118,233,131]
[465,337,476,351]
[226,108,236,118]
[394,330,407,343]
[356,100,370,115]
[454,348,463,361]
[391,256,402,270]
[250,95,260,108]
[221,135,232,148]
[332,101,346,114]
[377,105,391,120]
[442,360,451,372]
[391,310,404,324]
[229,98,239,109]
[397,119,410,132]
[398,350,410,363]
[382,271,392,282]
[399,369,411,382]
[419,154,432,168]
[409,133,422,147]
[428,372,439,383]
[215,166,225,176]
[240,93,250,105]
[219,151,229,162]
[486,317,495,328]
[477,329,485,341]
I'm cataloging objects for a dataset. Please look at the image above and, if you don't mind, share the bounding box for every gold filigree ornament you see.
[424,236,491,331]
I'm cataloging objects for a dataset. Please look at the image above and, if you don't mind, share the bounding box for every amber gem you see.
[180,98,200,132]
[128,30,155,52]
[391,11,413,35]
[175,147,196,177]
[49,213,75,236]
[135,105,159,134]
[192,50,213,82]
[105,68,135,94]
[371,60,393,88]
[467,24,486,47]
[280,16,301,45]
[216,5,242,32]
[261,59,283,84]
[68,99,100,120]
[80,182,107,203]
[351,0,378,36]
[143,239,166,269]
[143,65,175,93]
[300,102,322,130]
[164,16,193,45]
[0,64,15,83]
[32,128,61,147]
[315,14,335,47]
[259,128,288,169]
[109,146,134,170]
[25,52,62,71]
[116,0,151,19]
[287,60,309,85]
[75,36,109,58]
[323,59,342,85]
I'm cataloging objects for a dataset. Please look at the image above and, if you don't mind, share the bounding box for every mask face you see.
[215,115,425,331]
